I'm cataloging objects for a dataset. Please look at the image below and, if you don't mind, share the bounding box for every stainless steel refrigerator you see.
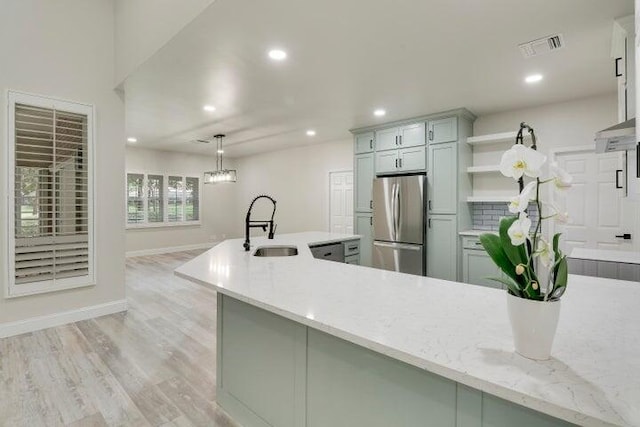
[372,175,425,275]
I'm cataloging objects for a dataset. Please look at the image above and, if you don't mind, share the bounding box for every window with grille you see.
[125,173,199,227]
[7,91,94,297]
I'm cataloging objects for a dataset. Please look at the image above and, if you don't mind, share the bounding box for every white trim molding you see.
[0,299,127,338]
[125,242,217,258]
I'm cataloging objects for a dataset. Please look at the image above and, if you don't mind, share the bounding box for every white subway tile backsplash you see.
[470,202,538,231]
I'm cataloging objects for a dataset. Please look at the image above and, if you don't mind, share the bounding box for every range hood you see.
[595,118,636,153]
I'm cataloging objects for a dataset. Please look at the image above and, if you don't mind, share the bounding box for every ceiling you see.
[124,0,633,157]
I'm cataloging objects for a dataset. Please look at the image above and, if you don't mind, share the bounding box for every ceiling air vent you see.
[519,34,564,58]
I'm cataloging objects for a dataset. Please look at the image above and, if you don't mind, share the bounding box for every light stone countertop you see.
[175,231,640,427]
[569,247,640,265]
[459,229,497,237]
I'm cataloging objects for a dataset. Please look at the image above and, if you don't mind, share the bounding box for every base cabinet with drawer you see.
[461,236,504,289]
[309,239,361,265]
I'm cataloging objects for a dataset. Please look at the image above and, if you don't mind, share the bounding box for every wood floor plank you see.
[0,249,237,427]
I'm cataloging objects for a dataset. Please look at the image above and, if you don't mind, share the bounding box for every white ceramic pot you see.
[506,292,561,360]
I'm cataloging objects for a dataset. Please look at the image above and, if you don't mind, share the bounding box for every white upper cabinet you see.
[355,132,375,154]
[612,15,635,122]
[375,127,399,152]
[428,117,458,144]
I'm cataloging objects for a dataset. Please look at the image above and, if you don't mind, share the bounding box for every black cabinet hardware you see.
[428,218,432,228]
[369,200,373,209]
[615,233,632,240]
[615,169,623,189]
[615,57,623,77]
[428,129,433,141]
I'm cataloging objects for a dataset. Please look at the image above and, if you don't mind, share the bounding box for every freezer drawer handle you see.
[373,241,421,251]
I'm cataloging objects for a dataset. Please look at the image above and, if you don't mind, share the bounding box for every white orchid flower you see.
[549,162,573,191]
[507,212,532,246]
[534,237,555,268]
[500,144,547,180]
[508,181,537,213]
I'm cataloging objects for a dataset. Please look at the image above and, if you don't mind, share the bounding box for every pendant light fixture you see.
[204,134,237,184]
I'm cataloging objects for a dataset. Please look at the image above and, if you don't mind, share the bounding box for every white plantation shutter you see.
[8,92,94,297]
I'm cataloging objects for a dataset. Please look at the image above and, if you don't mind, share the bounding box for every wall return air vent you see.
[519,34,564,58]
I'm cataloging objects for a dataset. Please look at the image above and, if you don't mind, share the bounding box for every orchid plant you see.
[479,125,573,301]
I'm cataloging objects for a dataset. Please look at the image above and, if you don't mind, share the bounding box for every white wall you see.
[234,139,353,237]
[474,93,618,155]
[114,0,216,85]
[0,0,126,324]
[125,146,239,253]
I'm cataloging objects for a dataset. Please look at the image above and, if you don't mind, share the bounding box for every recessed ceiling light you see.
[374,109,386,117]
[203,105,216,112]
[268,49,287,61]
[525,74,543,84]
[306,130,316,136]
[127,137,137,143]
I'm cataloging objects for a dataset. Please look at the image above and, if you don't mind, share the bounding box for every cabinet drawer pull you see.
[395,158,398,168]
[370,200,373,209]
[369,139,373,150]
[395,135,398,145]
[399,135,402,145]
[348,245,358,250]
[428,129,434,141]
[428,218,432,228]
[399,158,403,168]
[324,252,332,257]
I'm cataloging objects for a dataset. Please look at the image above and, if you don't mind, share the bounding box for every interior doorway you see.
[329,171,354,234]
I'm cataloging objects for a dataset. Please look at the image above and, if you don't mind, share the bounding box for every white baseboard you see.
[125,242,218,258]
[0,299,128,339]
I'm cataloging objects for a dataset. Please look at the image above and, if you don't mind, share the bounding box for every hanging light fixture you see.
[204,134,237,184]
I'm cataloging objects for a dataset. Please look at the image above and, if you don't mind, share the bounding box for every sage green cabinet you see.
[355,212,373,267]
[375,127,400,151]
[355,132,375,154]
[427,214,458,281]
[376,146,426,175]
[399,123,426,148]
[427,142,457,214]
[399,146,426,171]
[427,116,458,144]
[375,123,425,152]
[462,236,504,289]
[355,153,374,212]
[462,249,503,289]
[375,150,399,175]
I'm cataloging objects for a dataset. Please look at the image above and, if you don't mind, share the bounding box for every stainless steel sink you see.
[253,245,298,257]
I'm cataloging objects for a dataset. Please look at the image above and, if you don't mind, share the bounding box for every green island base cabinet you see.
[216,295,575,427]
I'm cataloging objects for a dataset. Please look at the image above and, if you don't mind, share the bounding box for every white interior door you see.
[554,149,634,252]
[329,171,354,234]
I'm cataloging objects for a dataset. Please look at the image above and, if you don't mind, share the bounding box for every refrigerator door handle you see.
[395,181,401,239]
[373,241,422,251]
[391,183,398,240]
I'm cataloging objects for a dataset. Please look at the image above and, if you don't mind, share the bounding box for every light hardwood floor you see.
[0,250,238,427]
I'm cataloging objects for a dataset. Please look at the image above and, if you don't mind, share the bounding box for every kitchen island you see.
[175,232,639,427]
